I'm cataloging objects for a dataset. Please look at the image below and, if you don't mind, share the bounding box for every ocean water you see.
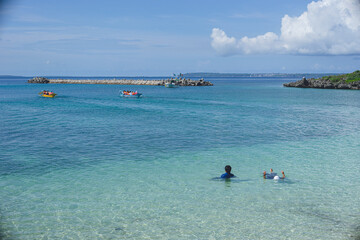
[0,76,359,239]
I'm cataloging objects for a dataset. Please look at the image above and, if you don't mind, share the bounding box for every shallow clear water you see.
[1,76,360,239]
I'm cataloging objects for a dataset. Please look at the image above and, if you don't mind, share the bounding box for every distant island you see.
[283,70,360,90]
[27,77,213,86]
[183,72,331,79]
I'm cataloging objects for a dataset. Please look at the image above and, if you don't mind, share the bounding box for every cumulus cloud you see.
[211,0,360,56]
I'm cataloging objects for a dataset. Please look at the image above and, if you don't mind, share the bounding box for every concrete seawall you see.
[28,77,213,86]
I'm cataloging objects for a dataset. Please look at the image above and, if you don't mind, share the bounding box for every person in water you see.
[221,165,235,179]
[263,169,285,179]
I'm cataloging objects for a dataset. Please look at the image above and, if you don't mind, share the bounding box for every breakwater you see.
[283,77,360,90]
[28,77,213,86]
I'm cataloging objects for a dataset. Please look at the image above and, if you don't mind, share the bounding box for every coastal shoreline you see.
[28,77,213,86]
[283,77,360,90]
[283,71,360,90]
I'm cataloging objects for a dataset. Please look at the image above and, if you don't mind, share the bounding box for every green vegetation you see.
[320,70,360,83]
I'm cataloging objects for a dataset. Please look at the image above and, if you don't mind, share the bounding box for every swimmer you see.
[220,165,235,179]
[263,170,285,179]
[263,169,277,179]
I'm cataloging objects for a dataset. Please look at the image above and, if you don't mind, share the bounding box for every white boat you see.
[165,82,179,88]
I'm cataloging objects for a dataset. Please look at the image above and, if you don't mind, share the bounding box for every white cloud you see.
[211,0,360,56]
[210,28,237,56]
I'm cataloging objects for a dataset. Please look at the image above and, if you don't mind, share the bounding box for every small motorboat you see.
[39,90,56,98]
[165,82,179,88]
[120,90,142,98]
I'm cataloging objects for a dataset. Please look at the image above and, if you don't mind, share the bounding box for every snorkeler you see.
[221,165,235,179]
[263,170,285,179]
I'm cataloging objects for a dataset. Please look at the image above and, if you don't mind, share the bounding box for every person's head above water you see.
[225,165,232,173]
[221,165,235,178]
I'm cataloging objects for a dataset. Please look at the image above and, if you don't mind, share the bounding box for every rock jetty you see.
[284,77,360,90]
[28,77,213,86]
[28,77,50,84]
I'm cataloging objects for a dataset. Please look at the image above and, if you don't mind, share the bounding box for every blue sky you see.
[0,0,359,76]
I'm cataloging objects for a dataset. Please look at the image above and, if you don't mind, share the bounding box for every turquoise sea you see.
[0,76,359,239]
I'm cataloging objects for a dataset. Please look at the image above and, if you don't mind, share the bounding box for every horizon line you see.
[0,72,345,78]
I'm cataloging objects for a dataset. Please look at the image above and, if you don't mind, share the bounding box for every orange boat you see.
[120,90,142,98]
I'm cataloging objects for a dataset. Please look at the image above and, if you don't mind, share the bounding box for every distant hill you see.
[0,75,28,79]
